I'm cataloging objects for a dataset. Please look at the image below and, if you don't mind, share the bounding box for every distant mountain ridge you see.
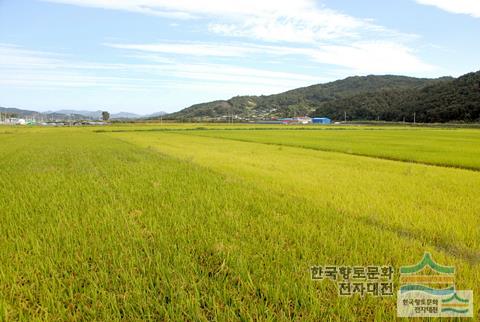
[0,107,39,116]
[165,75,453,120]
[46,110,105,118]
[0,107,166,120]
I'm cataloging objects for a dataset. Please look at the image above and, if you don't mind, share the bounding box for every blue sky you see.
[0,0,479,114]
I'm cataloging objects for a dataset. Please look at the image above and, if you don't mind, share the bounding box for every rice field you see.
[0,124,479,320]
[182,127,480,170]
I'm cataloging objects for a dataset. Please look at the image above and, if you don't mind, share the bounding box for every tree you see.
[102,111,110,121]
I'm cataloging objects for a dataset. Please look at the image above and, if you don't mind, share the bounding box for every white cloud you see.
[108,41,435,74]
[307,42,435,74]
[415,0,480,18]
[42,0,384,43]
[43,0,433,75]
[0,44,63,68]
[43,0,195,19]
[142,62,320,86]
[207,8,367,43]
[105,42,258,57]
[256,42,433,74]
[0,44,321,92]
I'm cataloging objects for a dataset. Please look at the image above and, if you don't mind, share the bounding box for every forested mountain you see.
[313,71,480,122]
[166,75,452,120]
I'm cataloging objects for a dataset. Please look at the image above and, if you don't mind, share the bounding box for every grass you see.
[0,124,479,320]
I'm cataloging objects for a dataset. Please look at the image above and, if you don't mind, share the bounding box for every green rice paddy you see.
[0,124,478,320]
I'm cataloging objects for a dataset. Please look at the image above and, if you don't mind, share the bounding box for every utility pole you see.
[344,111,347,123]
[413,112,416,125]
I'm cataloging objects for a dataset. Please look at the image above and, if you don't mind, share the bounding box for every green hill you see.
[313,71,480,122]
[165,75,451,120]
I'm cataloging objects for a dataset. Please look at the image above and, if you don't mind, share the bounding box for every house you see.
[312,117,331,124]
[6,118,27,125]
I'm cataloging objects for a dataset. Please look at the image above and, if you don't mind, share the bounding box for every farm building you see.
[295,117,312,124]
[278,117,312,125]
[312,117,331,124]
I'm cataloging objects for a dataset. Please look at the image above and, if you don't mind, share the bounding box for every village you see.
[0,116,107,126]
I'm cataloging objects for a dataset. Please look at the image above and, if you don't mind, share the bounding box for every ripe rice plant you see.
[0,125,478,320]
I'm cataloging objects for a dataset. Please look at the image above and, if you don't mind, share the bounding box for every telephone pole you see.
[413,112,416,124]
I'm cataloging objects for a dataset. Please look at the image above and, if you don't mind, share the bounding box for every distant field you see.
[182,128,480,170]
[0,125,479,320]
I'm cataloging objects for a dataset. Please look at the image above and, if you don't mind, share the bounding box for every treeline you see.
[313,72,480,123]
